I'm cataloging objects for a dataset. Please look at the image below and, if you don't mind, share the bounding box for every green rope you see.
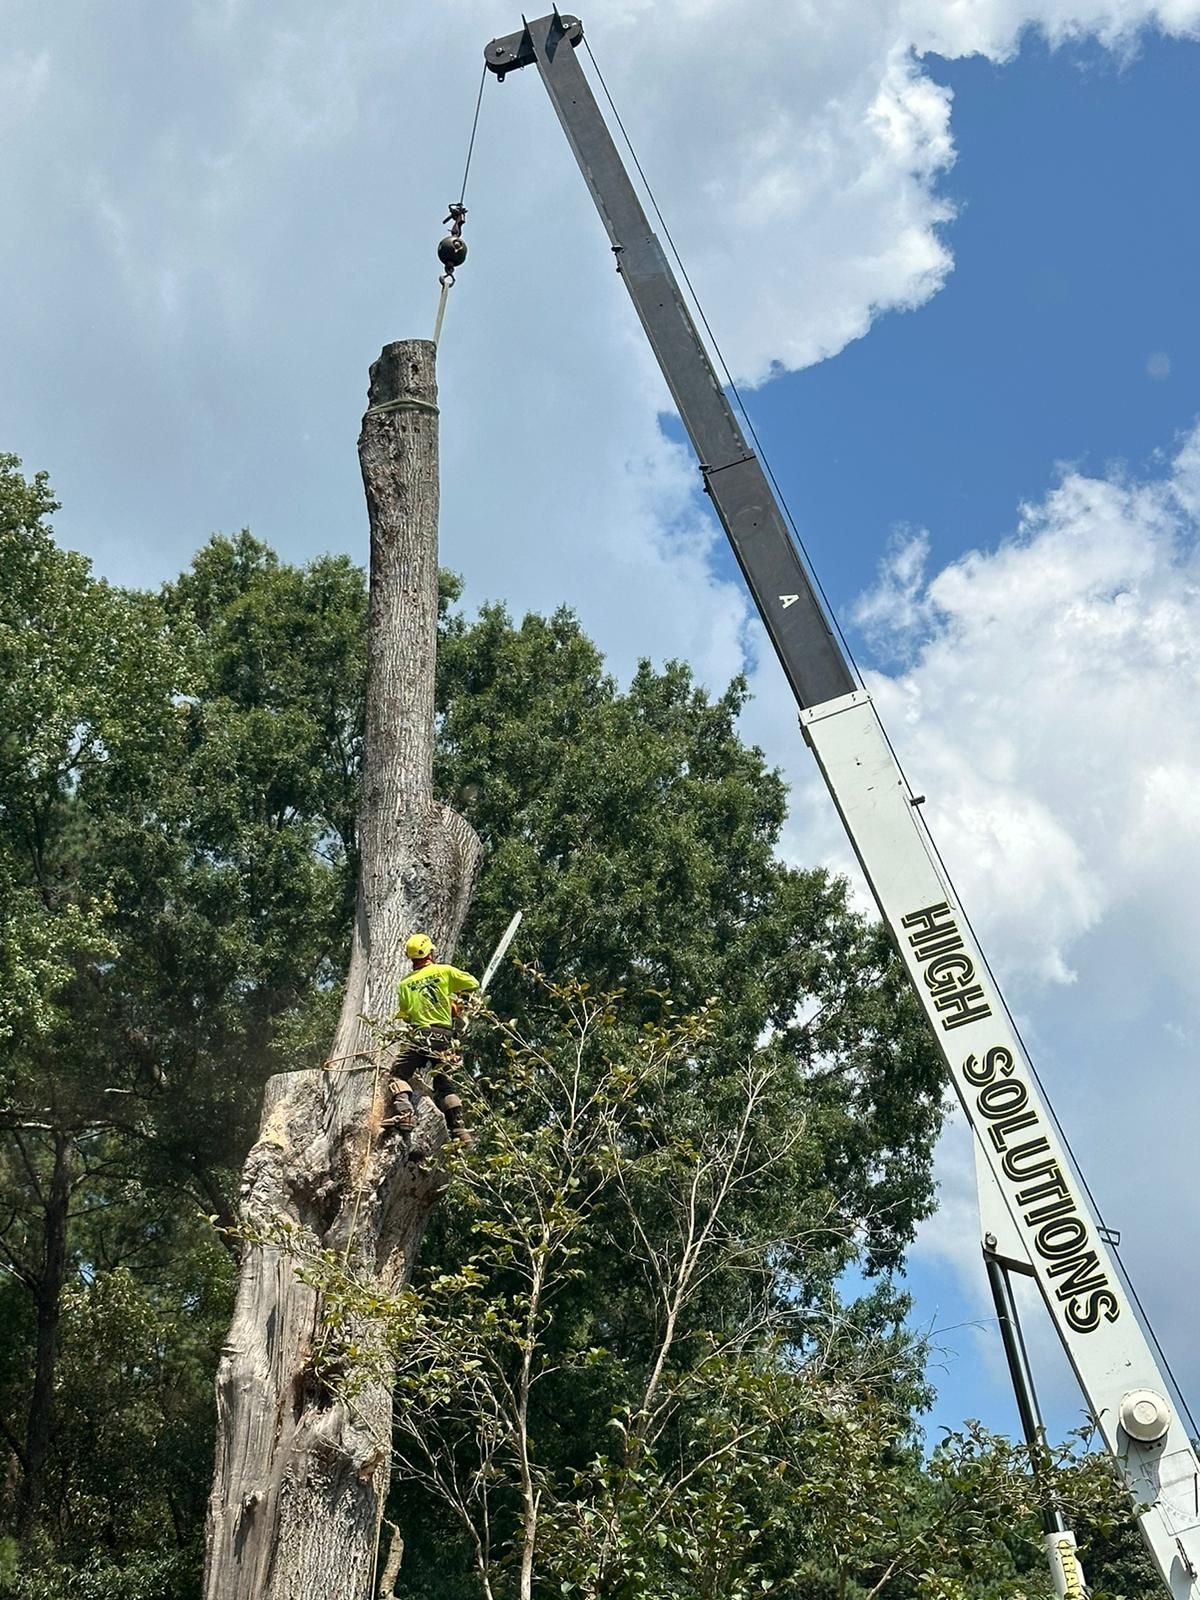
[364,397,440,420]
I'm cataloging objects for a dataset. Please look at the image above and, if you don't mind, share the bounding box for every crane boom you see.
[486,14,1200,1596]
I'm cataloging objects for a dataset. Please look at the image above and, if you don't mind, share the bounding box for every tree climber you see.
[384,933,479,1143]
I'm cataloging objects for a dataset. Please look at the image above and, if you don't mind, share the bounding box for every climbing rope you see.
[432,63,488,346]
[319,1050,377,1069]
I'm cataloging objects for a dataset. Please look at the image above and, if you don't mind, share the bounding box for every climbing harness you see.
[432,64,488,346]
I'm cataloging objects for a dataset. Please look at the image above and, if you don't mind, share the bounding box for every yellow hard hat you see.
[406,932,434,961]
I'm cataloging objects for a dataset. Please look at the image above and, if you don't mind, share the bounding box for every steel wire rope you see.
[435,63,489,346]
[581,30,1200,1445]
[582,35,863,689]
[457,63,488,208]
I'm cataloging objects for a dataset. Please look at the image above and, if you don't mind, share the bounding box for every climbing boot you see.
[382,1079,416,1131]
[439,1091,469,1142]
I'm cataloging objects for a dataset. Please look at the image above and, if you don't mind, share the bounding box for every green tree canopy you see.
[438,604,944,1276]
[0,463,1155,1599]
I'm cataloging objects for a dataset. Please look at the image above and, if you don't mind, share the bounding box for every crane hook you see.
[437,202,469,286]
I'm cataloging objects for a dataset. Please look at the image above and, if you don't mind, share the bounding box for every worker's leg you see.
[382,1068,416,1130]
[423,1027,470,1142]
[382,1038,432,1130]
[431,1070,471,1143]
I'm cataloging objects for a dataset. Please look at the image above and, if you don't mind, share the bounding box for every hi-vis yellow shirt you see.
[395,963,478,1029]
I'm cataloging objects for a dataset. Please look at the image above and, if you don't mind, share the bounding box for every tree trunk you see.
[17,1130,72,1539]
[203,341,481,1600]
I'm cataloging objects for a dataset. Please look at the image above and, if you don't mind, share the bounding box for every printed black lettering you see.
[965,1046,1016,1089]
[1001,1138,1053,1181]
[913,931,966,960]
[1015,1171,1071,1207]
[977,1080,1027,1118]
[905,907,994,1029]
[937,986,992,1029]
[1035,1217,1089,1259]
[987,1109,1039,1152]
[945,1031,1119,1333]
[1065,1289,1121,1332]
[1023,1195,1075,1227]
[964,1053,992,1087]
[925,953,975,994]
[902,903,954,939]
[1049,1252,1107,1300]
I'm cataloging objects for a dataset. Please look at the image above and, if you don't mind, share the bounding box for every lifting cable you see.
[432,63,488,347]
[579,34,1200,1441]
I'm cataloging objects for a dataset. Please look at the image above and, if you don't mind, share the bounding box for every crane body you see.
[485,13,1200,1594]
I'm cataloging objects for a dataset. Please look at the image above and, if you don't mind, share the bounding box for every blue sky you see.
[750,32,1200,621]
[3,0,1200,1456]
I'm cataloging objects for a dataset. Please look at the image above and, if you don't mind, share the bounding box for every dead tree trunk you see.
[203,341,481,1600]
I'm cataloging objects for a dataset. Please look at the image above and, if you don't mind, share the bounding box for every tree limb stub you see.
[377,1518,404,1597]
[203,342,481,1600]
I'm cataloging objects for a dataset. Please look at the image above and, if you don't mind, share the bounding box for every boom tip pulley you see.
[485,12,582,80]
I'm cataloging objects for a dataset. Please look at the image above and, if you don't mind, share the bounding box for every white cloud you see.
[903,0,1200,56]
[850,428,1200,987]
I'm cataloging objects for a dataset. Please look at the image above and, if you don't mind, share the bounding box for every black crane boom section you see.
[485,12,856,710]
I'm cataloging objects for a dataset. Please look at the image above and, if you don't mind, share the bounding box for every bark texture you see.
[203,341,481,1600]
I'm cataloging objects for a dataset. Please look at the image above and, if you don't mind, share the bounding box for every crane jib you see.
[486,12,855,711]
[489,14,1200,1597]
